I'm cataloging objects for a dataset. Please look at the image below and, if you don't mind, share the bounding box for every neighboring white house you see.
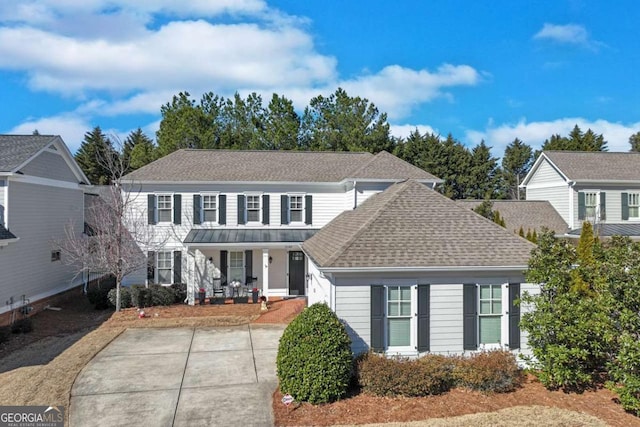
[302,180,538,359]
[522,151,640,237]
[121,149,441,304]
[0,135,89,324]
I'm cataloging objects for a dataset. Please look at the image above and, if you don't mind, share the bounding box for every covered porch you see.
[183,228,317,305]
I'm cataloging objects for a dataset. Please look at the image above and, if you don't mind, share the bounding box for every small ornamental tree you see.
[277,303,353,404]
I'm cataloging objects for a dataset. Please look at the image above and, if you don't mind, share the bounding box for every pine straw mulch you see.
[273,376,640,427]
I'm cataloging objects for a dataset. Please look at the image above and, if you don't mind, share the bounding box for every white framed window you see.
[229,251,245,282]
[629,193,640,219]
[387,286,412,348]
[479,284,502,345]
[289,195,304,223]
[202,194,218,222]
[584,192,598,219]
[157,195,172,223]
[157,251,172,284]
[246,195,261,223]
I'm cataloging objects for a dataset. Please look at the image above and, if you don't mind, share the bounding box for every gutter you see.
[317,265,529,274]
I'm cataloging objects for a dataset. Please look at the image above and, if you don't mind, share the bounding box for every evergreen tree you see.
[464,141,502,199]
[123,128,156,172]
[75,126,114,185]
[539,125,607,154]
[629,131,640,152]
[502,138,533,199]
[263,94,301,150]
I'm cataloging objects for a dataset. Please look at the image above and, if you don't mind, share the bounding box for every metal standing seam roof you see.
[456,200,569,235]
[123,149,440,183]
[0,224,17,240]
[543,151,640,182]
[568,223,640,237]
[302,180,536,269]
[0,135,58,172]
[184,228,319,244]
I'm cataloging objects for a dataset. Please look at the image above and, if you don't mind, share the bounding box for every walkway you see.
[70,324,285,427]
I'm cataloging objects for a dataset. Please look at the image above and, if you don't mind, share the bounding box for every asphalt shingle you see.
[123,150,439,183]
[544,151,640,182]
[0,135,57,172]
[0,224,17,240]
[302,180,536,269]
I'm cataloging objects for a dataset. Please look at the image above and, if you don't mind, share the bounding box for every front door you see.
[288,251,306,296]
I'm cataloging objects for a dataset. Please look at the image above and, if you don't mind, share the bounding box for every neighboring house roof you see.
[456,200,569,235]
[0,224,17,240]
[523,151,640,185]
[184,228,318,245]
[0,134,90,184]
[0,135,58,172]
[568,223,640,238]
[123,149,441,183]
[302,180,536,270]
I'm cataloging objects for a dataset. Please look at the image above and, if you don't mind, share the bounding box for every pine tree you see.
[123,128,155,172]
[75,126,114,185]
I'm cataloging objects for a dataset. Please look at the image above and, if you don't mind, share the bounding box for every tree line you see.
[74,88,640,198]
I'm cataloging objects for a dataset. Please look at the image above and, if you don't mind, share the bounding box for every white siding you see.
[527,159,566,186]
[0,181,84,314]
[527,186,570,225]
[429,284,464,354]
[572,186,640,225]
[20,151,78,183]
[307,260,331,306]
[335,285,370,355]
[355,182,393,207]
[519,283,541,359]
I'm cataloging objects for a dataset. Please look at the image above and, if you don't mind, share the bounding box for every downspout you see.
[353,180,358,209]
[568,181,575,230]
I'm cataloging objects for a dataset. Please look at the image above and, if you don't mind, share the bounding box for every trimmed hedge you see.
[129,284,176,308]
[107,287,133,309]
[453,350,522,393]
[170,283,187,303]
[277,303,353,404]
[86,277,116,309]
[356,353,455,397]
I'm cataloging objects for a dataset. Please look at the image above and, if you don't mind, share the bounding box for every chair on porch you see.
[212,278,225,298]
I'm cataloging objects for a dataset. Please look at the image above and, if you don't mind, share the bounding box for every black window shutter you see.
[219,194,226,225]
[578,192,586,220]
[463,283,478,351]
[370,285,385,352]
[622,192,629,220]
[245,250,253,283]
[600,192,606,220]
[147,251,156,281]
[193,195,201,225]
[173,194,181,225]
[305,195,313,225]
[237,195,246,225]
[147,194,156,225]
[262,195,270,225]
[509,283,521,350]
[173,251,182,284]
[220,250,228,286]
[417,284,430,352]
[281,195,289,225]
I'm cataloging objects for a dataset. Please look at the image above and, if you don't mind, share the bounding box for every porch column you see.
[262,249,270,299]
[187,249,196,305]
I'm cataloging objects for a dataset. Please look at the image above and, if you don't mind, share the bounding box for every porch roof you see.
[184,228,319,245]
[567,223,640,237]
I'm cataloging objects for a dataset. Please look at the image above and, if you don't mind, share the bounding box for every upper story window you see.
[202,194,217,222]
[289,195,303,223]
[629,193,640,219]
[246,195,261,222]
[281,194,312,225]
[584,192,598,218]
[578,191,605,221]
[157,195,173,222]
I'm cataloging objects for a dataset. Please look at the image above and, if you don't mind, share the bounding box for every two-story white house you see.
[0,135,89,325]
[121,149,441,303]
[522,151,640,238]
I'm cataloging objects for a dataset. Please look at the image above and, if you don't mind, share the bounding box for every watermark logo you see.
[0,406,64,427]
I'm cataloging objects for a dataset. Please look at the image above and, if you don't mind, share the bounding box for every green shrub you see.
[130,284,175,308]
[608,333,640,415]
[11,318,33,334]
[170,283,187,303]
[87,281,116,309]
[356,353,455,397]
[107,287,132,309]
[0,326,10,343]
[453,350,522,393]
[277,303,352,404]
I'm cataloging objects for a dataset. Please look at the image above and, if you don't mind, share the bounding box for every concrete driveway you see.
[70,324,285,427]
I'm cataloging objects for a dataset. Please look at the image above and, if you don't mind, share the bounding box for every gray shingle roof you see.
[456,200,569,235]
[302,180,536,269]
[568,223,640,237]
[0,224,17,240]
[0,135,58,172]
[123,149,440,183]
[544,151,640,182]
[184,228,318,244]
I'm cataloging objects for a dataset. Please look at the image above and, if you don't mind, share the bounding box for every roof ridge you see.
[179,148,373,155]
[321,179,411,266]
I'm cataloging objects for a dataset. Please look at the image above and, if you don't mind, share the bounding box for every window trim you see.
[244,193,262,224]
[200,192,219,224]
[477,283,509,350]
[379,285,417,355]
[288,193,305,224]
[156,251,173,284]
[583,191,599,219]
[156,193,173,223]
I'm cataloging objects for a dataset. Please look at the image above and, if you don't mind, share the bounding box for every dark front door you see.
[288,251,306,296]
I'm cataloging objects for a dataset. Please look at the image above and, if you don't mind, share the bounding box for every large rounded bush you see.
[276,303,353,403]
[107,286,132,309]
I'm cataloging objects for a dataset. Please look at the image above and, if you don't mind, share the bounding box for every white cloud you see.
[533,23,604,50]
[465,118,640,157]
[8,114,92,152]
[390,124,439,139]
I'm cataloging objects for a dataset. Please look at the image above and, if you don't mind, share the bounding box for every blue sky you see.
[0,0,639,155]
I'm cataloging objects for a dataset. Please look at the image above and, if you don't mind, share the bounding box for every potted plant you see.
[251,288,260,303]
[198,288,206,305]
[233,295,249,304]
[210,296,225,305]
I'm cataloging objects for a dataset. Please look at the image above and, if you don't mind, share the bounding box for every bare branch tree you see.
[56,135,163,311]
